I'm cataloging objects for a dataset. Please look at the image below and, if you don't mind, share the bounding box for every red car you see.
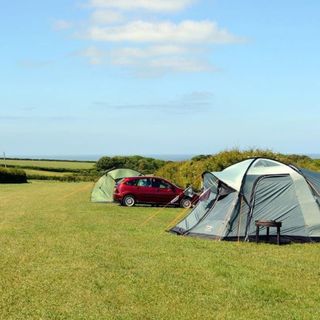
[113,176,197,208]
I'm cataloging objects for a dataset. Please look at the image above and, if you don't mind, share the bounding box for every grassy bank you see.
[0,181,320,319]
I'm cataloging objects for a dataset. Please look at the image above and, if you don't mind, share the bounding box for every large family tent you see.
[91,168,142,202]
[170,158,320,242]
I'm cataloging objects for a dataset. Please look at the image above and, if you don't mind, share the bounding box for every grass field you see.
[1,181,320,319]
[0,159,94,170]
[0,159,96,181]
[23,169,71,177]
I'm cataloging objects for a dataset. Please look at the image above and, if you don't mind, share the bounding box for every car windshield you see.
[115,178,124,186]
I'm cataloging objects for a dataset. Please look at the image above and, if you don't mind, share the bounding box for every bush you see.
[155,148,320,190]
[95,155,167,174]
[0,167,27,183]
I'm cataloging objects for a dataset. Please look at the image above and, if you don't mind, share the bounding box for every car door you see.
[135,178,153,202]
[155,179,178,204]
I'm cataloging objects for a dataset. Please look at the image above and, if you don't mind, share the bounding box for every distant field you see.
[23,169,71,177]
[0,159,96,181]
[1,181,320,319]
[0,159,95,170]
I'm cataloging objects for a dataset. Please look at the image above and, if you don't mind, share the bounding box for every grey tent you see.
[170,158,320,242]
[91,168,141,202]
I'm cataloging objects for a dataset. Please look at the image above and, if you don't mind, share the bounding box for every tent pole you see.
[141,186,194,227]
[237,196,243,242]
[165,195,200,231]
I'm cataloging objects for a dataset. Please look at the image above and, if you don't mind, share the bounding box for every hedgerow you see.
[155,148,320,190]
[0,167,27,183]
[0,164,84,173]
[26,174,97,182]
[96,155,167,174]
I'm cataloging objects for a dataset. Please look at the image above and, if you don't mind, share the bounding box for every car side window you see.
[125,179,137,186]
[137,178,152,187]
[151,178,160,188]
[159,180,171,189]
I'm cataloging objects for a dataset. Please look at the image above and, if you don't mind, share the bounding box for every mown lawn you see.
[1,181,320,320]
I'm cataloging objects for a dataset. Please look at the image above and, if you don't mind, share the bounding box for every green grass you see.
[1,181,320,319]
[0,159,97,181]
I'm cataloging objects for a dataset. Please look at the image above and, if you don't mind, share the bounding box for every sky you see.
[1,0,320,157]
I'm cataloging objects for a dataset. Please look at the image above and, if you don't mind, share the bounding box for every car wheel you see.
[123,195,135,207]
[180,197,192,209]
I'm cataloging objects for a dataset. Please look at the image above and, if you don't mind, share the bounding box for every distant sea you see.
[307,154,320,159]
[7,154,195,161]
[6,153,320,161]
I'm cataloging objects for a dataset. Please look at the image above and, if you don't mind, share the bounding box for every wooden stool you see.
[255,220,282,245]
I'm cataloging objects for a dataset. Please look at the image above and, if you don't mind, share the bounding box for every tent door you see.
[245,174,293,239]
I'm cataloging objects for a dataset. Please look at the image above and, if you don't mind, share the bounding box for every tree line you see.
[154,149,320,190]
[95,155,167,174]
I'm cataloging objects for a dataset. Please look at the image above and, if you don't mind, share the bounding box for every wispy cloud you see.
[141,58,215,76]
[20,106,37,112]
[0,115,78,121]
[80,46,105,65]
[88,0,195,12]
[90,10,124,24]
[112,45,191,59]
[18,59,55,69]
[80,45,194,64]
[93,91,213,113]
[53,19,73,31]
[84,20,243,44]
[79,45,215,75]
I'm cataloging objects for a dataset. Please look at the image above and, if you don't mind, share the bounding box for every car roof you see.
[126,176,166,180]
[124,176,182,189]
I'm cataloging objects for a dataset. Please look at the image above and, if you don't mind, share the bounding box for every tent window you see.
[253,159,281,168]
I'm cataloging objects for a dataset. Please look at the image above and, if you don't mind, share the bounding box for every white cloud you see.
[110,47,213,73]
[111,45,190,59]
[58,0,246,76]
[85,20,244,44]
[79,45,215,75]
[147,58,215,73]
[88,0,195,12]
[90,10,124,24]
[80,46,105,64]
[53,20,73,30]
[80,45,190,65]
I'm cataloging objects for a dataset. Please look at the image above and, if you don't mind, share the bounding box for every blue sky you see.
[1,0,320,157]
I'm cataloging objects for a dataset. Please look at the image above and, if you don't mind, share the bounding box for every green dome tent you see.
[170,158,320,243]
[91,168,142,203]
